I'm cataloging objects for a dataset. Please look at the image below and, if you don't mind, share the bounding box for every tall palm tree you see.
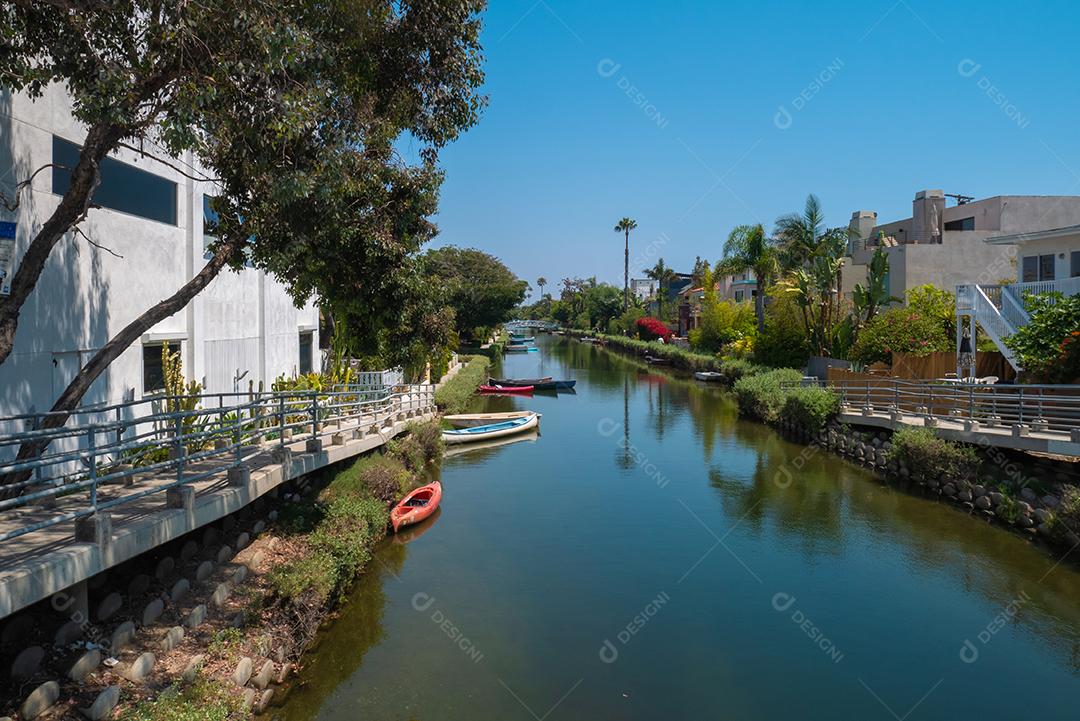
[536,276,547,299]
[614,217,638,310]
[773,194,848,271]
[718,224,778,332]
[645,258,677,319]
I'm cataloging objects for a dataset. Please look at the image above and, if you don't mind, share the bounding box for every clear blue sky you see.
[420,0,1080,297]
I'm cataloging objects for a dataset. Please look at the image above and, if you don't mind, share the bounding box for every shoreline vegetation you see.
[564,330,1080,555]
[435,355,491,414]
[68,420,446,721]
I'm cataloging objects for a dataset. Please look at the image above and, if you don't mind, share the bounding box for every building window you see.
[52,136,178,225]
[1072,251,1080,278]
[734,290,744,303]
[944,217,975,231]
[299,332,313,375]
[143,342,180,393]
[202,194,219,258]
[1022,254,1056,282]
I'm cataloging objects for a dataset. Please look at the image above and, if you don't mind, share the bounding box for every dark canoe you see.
[489,377,576,391]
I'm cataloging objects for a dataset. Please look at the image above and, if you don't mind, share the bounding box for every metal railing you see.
[800,378,1080,433]
[0,383,436,543]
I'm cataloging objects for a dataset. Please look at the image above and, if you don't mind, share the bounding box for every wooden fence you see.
[887,351,1016,382]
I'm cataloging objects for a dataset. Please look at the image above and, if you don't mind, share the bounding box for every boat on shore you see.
[644,355,671,366]
[478,384,534,394]
[444,410,539,428]
[694,371,724,382]
[441,413,541,445]
[390,481,442,532]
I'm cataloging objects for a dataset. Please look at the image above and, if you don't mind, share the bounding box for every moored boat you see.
[694,371,724,382]
[488,377,575,391]
[478,384,534,394]
[644,355,671,366]
[441,413,540,445]
[505,344,538,353]
[443,410,539,428]
[390,481,442,532]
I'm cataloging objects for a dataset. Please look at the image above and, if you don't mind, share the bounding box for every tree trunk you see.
[755,278,766,333]
[623,230,629,311]
[0,239,242,497]
[0,123,126,369]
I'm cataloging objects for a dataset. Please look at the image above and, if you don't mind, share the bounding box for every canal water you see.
[274,335,1080,720]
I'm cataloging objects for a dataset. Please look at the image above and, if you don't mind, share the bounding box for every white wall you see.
[0,86,319,419]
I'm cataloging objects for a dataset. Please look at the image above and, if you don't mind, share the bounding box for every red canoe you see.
[390,481,442,533]
[478,384,534,394]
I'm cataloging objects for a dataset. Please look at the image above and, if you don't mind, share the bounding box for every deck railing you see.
[797,378,1080,433]
[0,384,436,543]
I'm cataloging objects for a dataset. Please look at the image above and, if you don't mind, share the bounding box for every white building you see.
[0,85,320,417]
[630,278,657,302]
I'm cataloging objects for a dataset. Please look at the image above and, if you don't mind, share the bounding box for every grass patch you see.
[435,354,491,413]
[121,677,244,721]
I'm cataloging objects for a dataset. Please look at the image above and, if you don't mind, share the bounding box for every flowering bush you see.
[849,307,951,365]
[636,316,673,342]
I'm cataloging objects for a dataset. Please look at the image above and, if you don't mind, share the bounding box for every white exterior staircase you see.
[957,277,1080,371]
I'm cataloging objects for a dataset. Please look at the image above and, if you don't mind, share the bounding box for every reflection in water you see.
[279,335,1080,721]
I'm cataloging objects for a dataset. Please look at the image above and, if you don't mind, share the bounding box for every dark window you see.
[52,136,177,225]
[734,290,744,303]
[1040,254,1056,281]
[944,217,975,231]
[299,332,313,375]
[1072,251,1080,278]
[143,342,180,393]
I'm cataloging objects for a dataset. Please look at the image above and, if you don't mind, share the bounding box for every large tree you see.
[718,224,777,333]
[0,0,487,492]
[645,258,677,319]
[423,247,527,341]
[614,217,637,310]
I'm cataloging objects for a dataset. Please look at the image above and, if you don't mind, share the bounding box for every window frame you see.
[142,341,181,394]
[298,332,314,375]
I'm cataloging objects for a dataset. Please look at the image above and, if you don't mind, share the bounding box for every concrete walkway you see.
[839,407,1080,458]
[0,404,435,619]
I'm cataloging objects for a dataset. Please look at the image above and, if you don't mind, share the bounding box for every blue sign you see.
[0,221,15,296]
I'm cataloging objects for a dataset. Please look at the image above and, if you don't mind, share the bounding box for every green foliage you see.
[608,306,645,336]
[691,296,756,353]
[386,420,444,473]
[906,284,957,340]
[852,246,900,334]
[645,258,678,318]
[423,247,528,342]
[435,355,491,413]
[1005,293,1080,383]
[121,677,244,721]
[208,627,244,656]
[886,427,978,484]
[718,223,778,331]
[268,495,388,604]
[781,386,840,432]
[717,358,767,381]
[753,286,811,368]
[321,454,411,506]
[849,305,951,364]
[584,284,625,330]
[732,368,804,423]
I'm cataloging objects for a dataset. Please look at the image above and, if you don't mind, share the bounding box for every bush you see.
[886,427,978,484]
[268,495,388,604]
[782,386,840,432]
[850,306,951,365]
[322,454,411,505]
[608,306,645,336]
[718,358,765,382]
[1005,293,1080,383]
[733,368,804,423]
[636,316,673,342]
[435,354,491,413]
[691,299,756,353]
[753,287,811,369]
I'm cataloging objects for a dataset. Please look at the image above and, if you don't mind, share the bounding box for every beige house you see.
[842,189,1080,298]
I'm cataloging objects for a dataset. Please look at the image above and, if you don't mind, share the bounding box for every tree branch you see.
[116,141,220,184]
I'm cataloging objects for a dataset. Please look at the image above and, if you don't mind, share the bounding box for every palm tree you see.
[773,194,848,271]
[645,258,677,319]
[536,276,547,299]
[614,217,638,310]
[718,224,778,332]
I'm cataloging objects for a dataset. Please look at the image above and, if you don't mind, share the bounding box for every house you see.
[630,278,658,302]
[675,272,756,336]
[842,189,1080,299]
[0,84,320,419]
[956,224,1080,373]
[717,271,757,304]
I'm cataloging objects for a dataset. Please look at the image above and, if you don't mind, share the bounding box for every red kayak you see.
[390,481,442,532]
[478,384,534,394]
